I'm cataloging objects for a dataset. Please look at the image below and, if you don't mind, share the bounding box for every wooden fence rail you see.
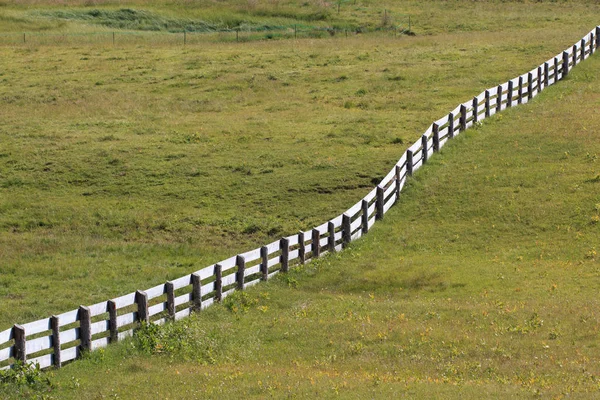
[1,25,598,372]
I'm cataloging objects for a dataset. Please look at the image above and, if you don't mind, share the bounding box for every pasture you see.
[0,0,599,398]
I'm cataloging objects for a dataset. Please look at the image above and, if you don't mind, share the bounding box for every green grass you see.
[3,39,600,399]
[0,0,599,397]
[0,0,598,327]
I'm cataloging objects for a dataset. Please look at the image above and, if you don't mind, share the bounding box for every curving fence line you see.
[1,26,599,372]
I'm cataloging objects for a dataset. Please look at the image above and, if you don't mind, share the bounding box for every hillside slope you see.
[4,32,600,400]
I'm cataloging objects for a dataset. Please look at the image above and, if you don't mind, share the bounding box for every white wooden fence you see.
[1,25,599,371]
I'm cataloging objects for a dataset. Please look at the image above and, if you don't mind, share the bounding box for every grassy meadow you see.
[0,0,599,397]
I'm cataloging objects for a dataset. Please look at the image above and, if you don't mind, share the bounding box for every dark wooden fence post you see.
[236,255,246,290]
[448,112,455,139]
[517,76,523,104]
[260,246,269,281]
[507,80,513,108]
[13,324,26,363]
[537,66,542,92]
[472,96,478,123]
[311,229,320,258]
[280,238,290,272]
[572,44,577,66]
[554,57,559,82]
[327,222,336,253]
[298,232,305,264]
[562,51,569,78]
[342,214,351,248]
[421,134,428,163]
[432,123,440,153]
[107,300,118,343]
[50,316,61,368]
[395,164,402,198]
[581,39,586,60]
[376,186,384,220]
[191,273,202,311]
[214,264,222,302]
[135,291,149,324]
[527,72,533,101]
[596,27,600,52]
[459,105,466,131]
[166,281,175,319]
[361,200,369,234]
[79,306,91,354]
[544,62,549,87]
[406,150,413,176]
[496,85,502,113]
[484,90,490,118]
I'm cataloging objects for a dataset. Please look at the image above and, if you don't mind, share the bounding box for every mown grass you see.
[3,33,599,399]
[0,1,598,329]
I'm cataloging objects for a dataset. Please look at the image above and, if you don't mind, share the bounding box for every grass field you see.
[0,0,599,397]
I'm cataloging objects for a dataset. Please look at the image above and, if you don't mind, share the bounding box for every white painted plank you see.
[61,328,79,344]
[329,214,343,228]
[266,240,281,255]
[368,216,376,230]
[423,124,433,139]
[90,320,109,336]
[289,249,299,261]
[245,279,261,289]
[221,273,237,287]
[28,353,53,369]
[433,114,449,127]
[485,86,498,97]
[314,221,329,235]
[0,328,13,344]
[200,282,214,295]
[88,301,108,317]
[0,346,13,362]
[413,158,423,172]
[174,293,193,307]
[380,165,397,188]
[286,234,299,247]
[217,255,237,272]
[200,297,215,310]
[384,181,396,200]
[363,187,377,203]
[61,347,78,363]
[221,288,236,300]
[145,283,166,300]
[117,329,133,341]
[153,318,166,326]
[345,199,363,219]
[112,292,136,310]
[319,237,328,247]
[116,312,137,328]
[148,303,166,317]
[383,193,397,214]
[22,318,51,336]
[239,248,262,263]
[408,138,421,153]
[267,270,280,279]
[334,231,343,242]
[193,265,215,281]
[171,274,192,291]
[244,265,261,277]
[174,308,191,321]
[350,229,362,242]
[350,217,362,232]
[91,337,109,351]
[367,203,376,218]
